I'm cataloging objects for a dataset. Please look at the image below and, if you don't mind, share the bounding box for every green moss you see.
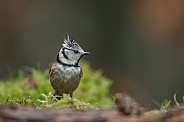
[147,94,184,115]
[146,100,171,115]
[75,61,113,108]
[38,93,93,109]
[0,61,113,109]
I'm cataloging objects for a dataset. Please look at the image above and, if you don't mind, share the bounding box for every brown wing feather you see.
[49,63,64,94]
[79,68,83,78]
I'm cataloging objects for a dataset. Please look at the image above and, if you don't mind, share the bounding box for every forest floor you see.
[1,62,184,121]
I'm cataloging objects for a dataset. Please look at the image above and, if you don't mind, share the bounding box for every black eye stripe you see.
[74,50,79,53]
[63,47,79,54]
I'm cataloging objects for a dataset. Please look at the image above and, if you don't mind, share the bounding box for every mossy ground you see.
[0,61,113,109]
[1,61,183,114]
[147,94,184,115]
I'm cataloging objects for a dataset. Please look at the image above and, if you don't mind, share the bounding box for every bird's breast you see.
[50,63,82,93]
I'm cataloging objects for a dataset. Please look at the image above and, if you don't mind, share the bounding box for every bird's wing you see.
[79,68,83,78]
[49,64,64,93]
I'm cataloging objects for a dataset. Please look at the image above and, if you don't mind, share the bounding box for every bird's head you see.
[57,33,90,66]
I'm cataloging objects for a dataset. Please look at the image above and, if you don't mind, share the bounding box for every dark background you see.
[1,0,184,108]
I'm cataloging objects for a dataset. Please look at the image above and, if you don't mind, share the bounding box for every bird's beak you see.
[81,52,90,58]
[82,52,90,56]
[79,52,90,60]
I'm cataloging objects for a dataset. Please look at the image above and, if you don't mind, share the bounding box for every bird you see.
[49,33,90,100]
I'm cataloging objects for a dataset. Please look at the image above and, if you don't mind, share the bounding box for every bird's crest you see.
[63,33,79,49]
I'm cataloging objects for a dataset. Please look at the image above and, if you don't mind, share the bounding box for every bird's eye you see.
[74,50,79,53]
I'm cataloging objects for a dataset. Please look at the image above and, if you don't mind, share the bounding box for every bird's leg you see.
[56,94,63,100]
[69,93,73,98]
[52,91,63,103]
[53,91,57,96]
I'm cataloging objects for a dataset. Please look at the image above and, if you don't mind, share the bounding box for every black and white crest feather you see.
[63,33,79,49]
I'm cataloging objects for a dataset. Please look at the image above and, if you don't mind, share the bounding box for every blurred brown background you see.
[1,0,184,108]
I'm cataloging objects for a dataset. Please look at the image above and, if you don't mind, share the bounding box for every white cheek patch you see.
[59,52,77,65]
